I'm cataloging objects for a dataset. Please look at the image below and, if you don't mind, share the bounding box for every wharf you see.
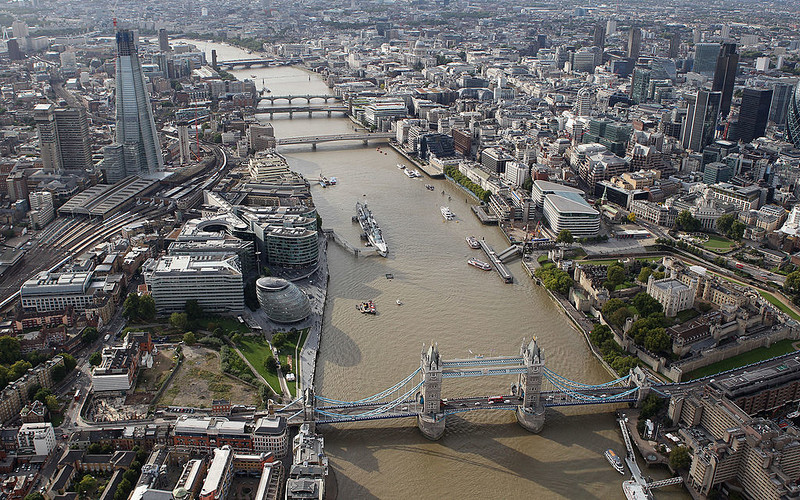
[478,238,513,283]
[471,205,499,225]
[387,142,444,178]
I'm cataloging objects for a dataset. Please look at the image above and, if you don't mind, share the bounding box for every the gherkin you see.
[789,82,800,148]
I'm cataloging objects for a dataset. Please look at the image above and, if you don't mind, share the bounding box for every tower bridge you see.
[278,339,656,440]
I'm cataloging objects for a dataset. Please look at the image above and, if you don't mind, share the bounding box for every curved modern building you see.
[256,277,311,323]
[788,82,800,148]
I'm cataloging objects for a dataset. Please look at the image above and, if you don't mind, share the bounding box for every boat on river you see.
[441,206,455,220]
[467,258,491,271]
[605,449,625,474]
[356,202,388,257]
[357,300,376,314]
[466,236,480,249]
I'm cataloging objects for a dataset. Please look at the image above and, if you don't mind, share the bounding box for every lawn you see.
[674,308,700,324]
[685,339,799,380]
[702,235,736,253]
[759,291,800,321]
[200,316,250,334]
[236,337,281,394]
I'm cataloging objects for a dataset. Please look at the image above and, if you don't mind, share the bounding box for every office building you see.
[542,191,600,238]
[28,191,54,229]
[247,124,275,152]
[255,277,311,324]
[787,82,800,148]
[593,23,606,49]
[264,226,318,268]
[248,151,290,182]
[627,28,641,60]
[200,447,234,500]
[681,90,721,152]
[709,182,762,211]
[177,121,191,165]
[17,423,56,456]
[693,43,719,77]
[630,68,651,104]
[712,42,738,117]
[34,104,92,173]
[104,29,164,181]
[143,255,244,313]
[768,80,796,125]
[668,32,681,59]
[6,38,22,60]
[737,88,773,143]
[703,162,733,185]
[158,28,170,52]
[252,417,289,457]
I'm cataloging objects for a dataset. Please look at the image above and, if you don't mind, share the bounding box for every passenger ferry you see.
[605,449,625,474]
[467,258,491,271]
[441,206,455,220]
[466,236,480,249]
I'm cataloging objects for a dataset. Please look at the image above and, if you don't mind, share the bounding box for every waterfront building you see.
[102,29,164,182]
[248,151,289,182]
[255,277,311,324]
[143,255,244,313]
[200,446,234,500]
[17,422,56,456]
[264,227,318,268]
[531,180,584,209]
[542,191,600,238]
[646,274,697,317]
[286,424,327,500]
[248,124,275,152]
[252,416,289,457]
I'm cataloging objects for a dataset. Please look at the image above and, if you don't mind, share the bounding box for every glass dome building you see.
[256,277,311,323]
[788,82,800,148]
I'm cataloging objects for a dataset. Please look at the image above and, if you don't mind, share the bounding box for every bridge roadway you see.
[255,105,348,118]
[276,132,394,146]
[258,94,339,104]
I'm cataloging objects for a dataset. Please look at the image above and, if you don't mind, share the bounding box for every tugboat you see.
[466,236,480,249]
[357,300,376,314]
[467,258,492,271]
[605,449,625,474]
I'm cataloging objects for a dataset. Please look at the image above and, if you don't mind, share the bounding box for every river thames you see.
[176,39,688,499]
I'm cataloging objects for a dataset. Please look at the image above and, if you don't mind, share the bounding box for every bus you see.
[488,396,504,404]
[74,389,81,401]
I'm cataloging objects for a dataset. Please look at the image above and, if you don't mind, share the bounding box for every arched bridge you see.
[216,58,284,69]
[259,94,340,104]
[278,339,657,440]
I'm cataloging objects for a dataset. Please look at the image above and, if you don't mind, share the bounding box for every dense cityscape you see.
[0,0,800,498]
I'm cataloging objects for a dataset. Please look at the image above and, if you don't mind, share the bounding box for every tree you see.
[122,293,140,321]
[280,363,291,374]
[25,493,45,500]
[60,354,77,372]
[265,356,278,373]
[82,327,98,344]
[184,299,203,319]
[272,332,287,349]
[0,364,8,390]
[183,331,196,345]
[170,313,189,332]
[45,395,60,413]
[34,387,52,404]
[77,475,98,495]
[632,292,663,317]
[785,270,800,295]
[627,212,636,222]
[729,221,746,241]
[716,213,735,234]
[607,265,626,288]
[556,229,573,245]
[122,469,138,485]
[8,360,32,381]
[644,329,672,353]
[602,298,627,317]
[609,307,633,327]
[0,336,21,364]
[674,210,701,232]
[638,267,652,283]
[138,295,156,322]
[88,351,102,366]
[669,446,692,470]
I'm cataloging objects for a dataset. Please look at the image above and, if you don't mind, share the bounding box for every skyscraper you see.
[693,43,720,77]
[158,28,170,52]
[34,104,92,173]
[787,82,800,148]
[712,42,738,117]
[737,88,773,143]
[627,28,642,60]
[668,32,680,59]
[769,81,797,125]
[681,90,721,151]
[104,29,163,181]
[630,67,651,104]
[593,23,606,49]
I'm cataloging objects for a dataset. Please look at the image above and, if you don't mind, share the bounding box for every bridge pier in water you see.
[515,339,546,433]
[418,344,446,440]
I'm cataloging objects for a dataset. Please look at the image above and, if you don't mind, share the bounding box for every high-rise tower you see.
[109,29,163,180]
[737,88,772,143]
[712,42,738,117]
[34,104,92,173]
[787,82,800,148]
[627,28,641,60]
[681,89,721,151]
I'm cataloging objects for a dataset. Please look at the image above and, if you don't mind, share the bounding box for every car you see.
[474,402,481,406]
[459,403,466,407]
[401,406,408,411]
[503,399,511,404]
